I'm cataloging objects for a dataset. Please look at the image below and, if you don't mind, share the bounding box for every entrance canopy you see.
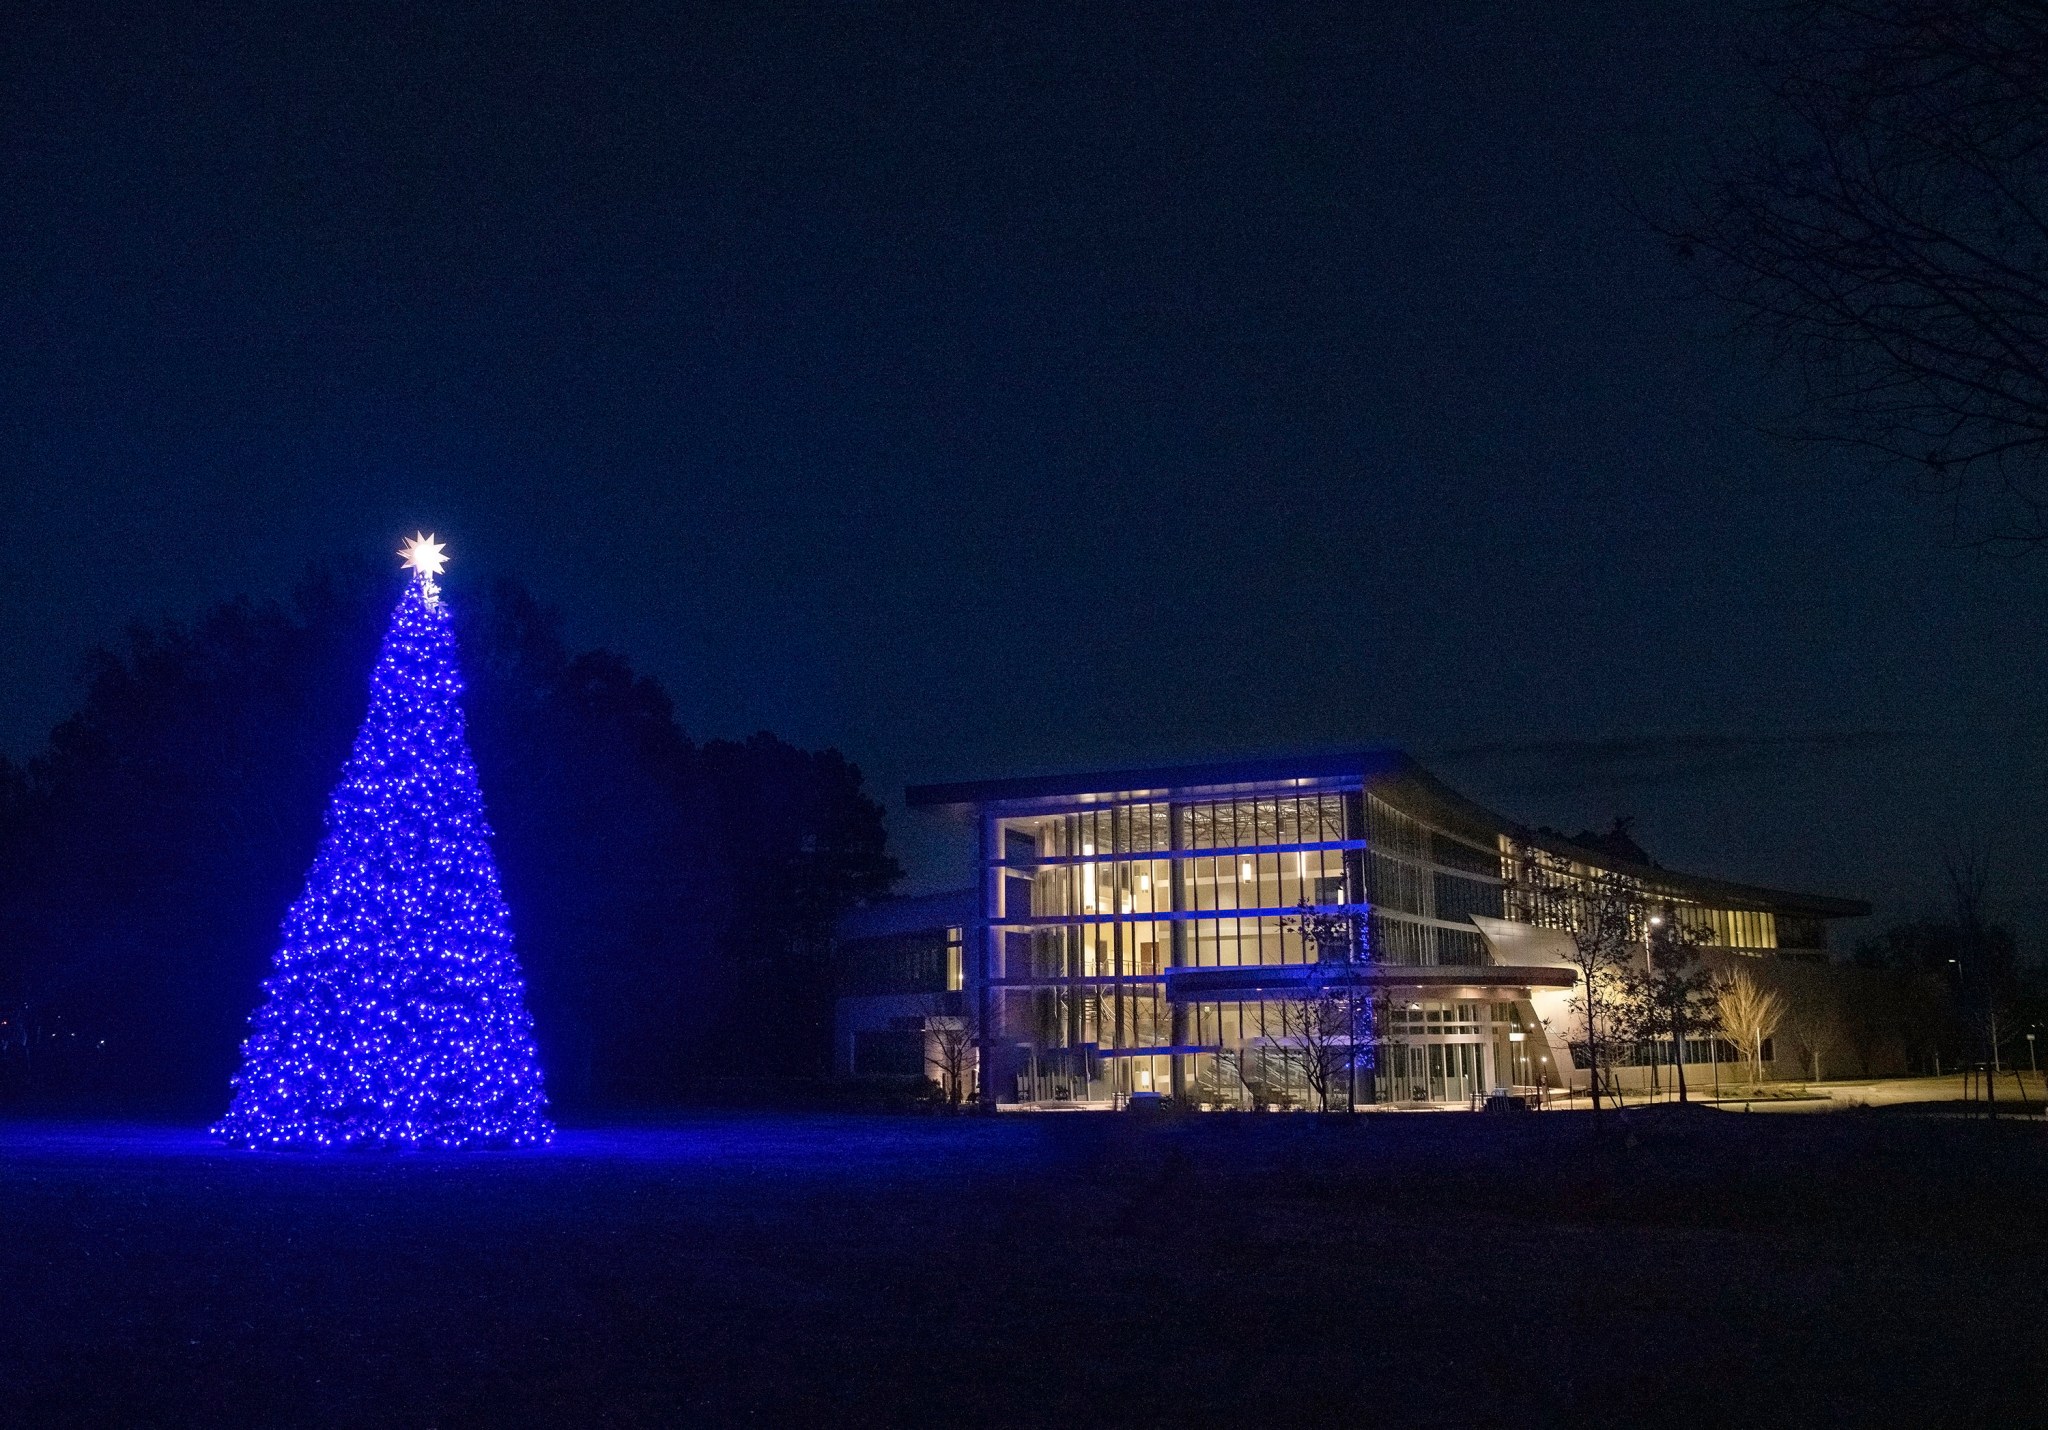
[1163,962,1576,1003]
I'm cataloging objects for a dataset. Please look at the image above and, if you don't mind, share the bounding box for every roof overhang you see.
[1163,962,1576,1004]
[905,747,1411,813]
[904,747,1870,920]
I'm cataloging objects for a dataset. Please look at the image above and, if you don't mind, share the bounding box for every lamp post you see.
[1646,912,1664,1103]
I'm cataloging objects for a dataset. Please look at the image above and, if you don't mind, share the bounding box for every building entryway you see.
[1388,1040,1487,1104]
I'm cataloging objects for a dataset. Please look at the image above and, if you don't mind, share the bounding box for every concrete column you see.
[976,808,998,1110]
[1169,800,1188,1100]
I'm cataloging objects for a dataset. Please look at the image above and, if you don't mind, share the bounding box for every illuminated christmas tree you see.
[212,535,553,1148]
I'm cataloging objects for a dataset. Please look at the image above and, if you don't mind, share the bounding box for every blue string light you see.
[212,559,553,1149]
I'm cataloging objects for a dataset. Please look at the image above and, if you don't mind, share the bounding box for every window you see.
[1674,906,1779,950]
[840,931,950,995]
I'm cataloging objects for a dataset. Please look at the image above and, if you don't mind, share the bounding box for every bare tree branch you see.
[1660,1,2048,550]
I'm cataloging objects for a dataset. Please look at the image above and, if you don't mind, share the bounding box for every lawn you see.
[1,1109,2041,1426]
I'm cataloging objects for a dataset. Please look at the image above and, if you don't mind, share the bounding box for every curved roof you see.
[905,746,1870,920]
[906,748,1410,810]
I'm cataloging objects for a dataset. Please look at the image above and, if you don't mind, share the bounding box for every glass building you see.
[838,750,1866,1110]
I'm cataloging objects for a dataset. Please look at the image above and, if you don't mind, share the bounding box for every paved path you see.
[1623,1071,2046,1112]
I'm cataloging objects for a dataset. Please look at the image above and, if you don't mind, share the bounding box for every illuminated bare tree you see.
[921,998,976,1109]
[1717,968,1786,1086]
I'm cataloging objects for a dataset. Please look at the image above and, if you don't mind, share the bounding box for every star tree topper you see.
[400,532,449,601]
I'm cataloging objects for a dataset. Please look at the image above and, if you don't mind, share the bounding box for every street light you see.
[1645,912,1666,1102]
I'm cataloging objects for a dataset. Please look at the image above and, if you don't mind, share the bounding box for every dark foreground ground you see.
[2,1109,2043,1427]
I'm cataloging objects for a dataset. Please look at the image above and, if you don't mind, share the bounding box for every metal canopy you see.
[1162,962,1578,1003]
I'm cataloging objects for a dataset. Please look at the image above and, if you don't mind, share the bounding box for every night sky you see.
[4,3,2044,944]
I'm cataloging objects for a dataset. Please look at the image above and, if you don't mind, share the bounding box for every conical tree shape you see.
[213,571,552,1147]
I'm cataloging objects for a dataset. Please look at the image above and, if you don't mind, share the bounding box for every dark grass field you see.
[2,1109,2043,1427]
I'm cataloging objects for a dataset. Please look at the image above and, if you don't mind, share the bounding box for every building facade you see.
[835,889,975,1090]
[837,750,1869,1109]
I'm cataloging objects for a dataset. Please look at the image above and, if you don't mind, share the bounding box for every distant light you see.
[1241,860,1253,881]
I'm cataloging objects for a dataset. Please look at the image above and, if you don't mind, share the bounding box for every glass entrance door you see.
[1389,1040,1487,1103]
[1426,1041,1486,1104]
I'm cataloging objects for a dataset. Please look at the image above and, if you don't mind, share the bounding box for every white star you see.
[399,533,449,578]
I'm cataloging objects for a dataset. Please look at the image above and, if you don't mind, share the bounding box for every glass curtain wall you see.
[977,777,1821,1108]
[994,788,1529,1107]
[1363,796,1501,968]
[1503,838,1780,952]
[996,791,1359,1105]
[1674,906,1778,950]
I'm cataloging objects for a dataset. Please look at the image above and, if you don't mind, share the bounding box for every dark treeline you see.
[1852,918,2040,1072]
[0,562,899,1115]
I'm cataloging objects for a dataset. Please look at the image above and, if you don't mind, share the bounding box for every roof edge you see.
[902,748,1872,920]
[906,747,1413,810]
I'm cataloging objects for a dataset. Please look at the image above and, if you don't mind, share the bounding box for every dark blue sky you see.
[3,3,2044,944]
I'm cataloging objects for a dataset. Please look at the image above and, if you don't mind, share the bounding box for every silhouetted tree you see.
[1943,853,2019,1113]
[1270,989,1353,1113]
[1283,901,1372,1109]
[460,585,728,1107]
[700,733,901,1083]
[1848,921,1980,1073]
[1662,1,2048,548]
[1509,860,1639,1113]
[1779,970,1846,1083]
[0,560,900,1112]
[921,996,977,1109]
[1626,907,1721,1103]
[1852,918,1986,983]
[0,569,388,1107]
